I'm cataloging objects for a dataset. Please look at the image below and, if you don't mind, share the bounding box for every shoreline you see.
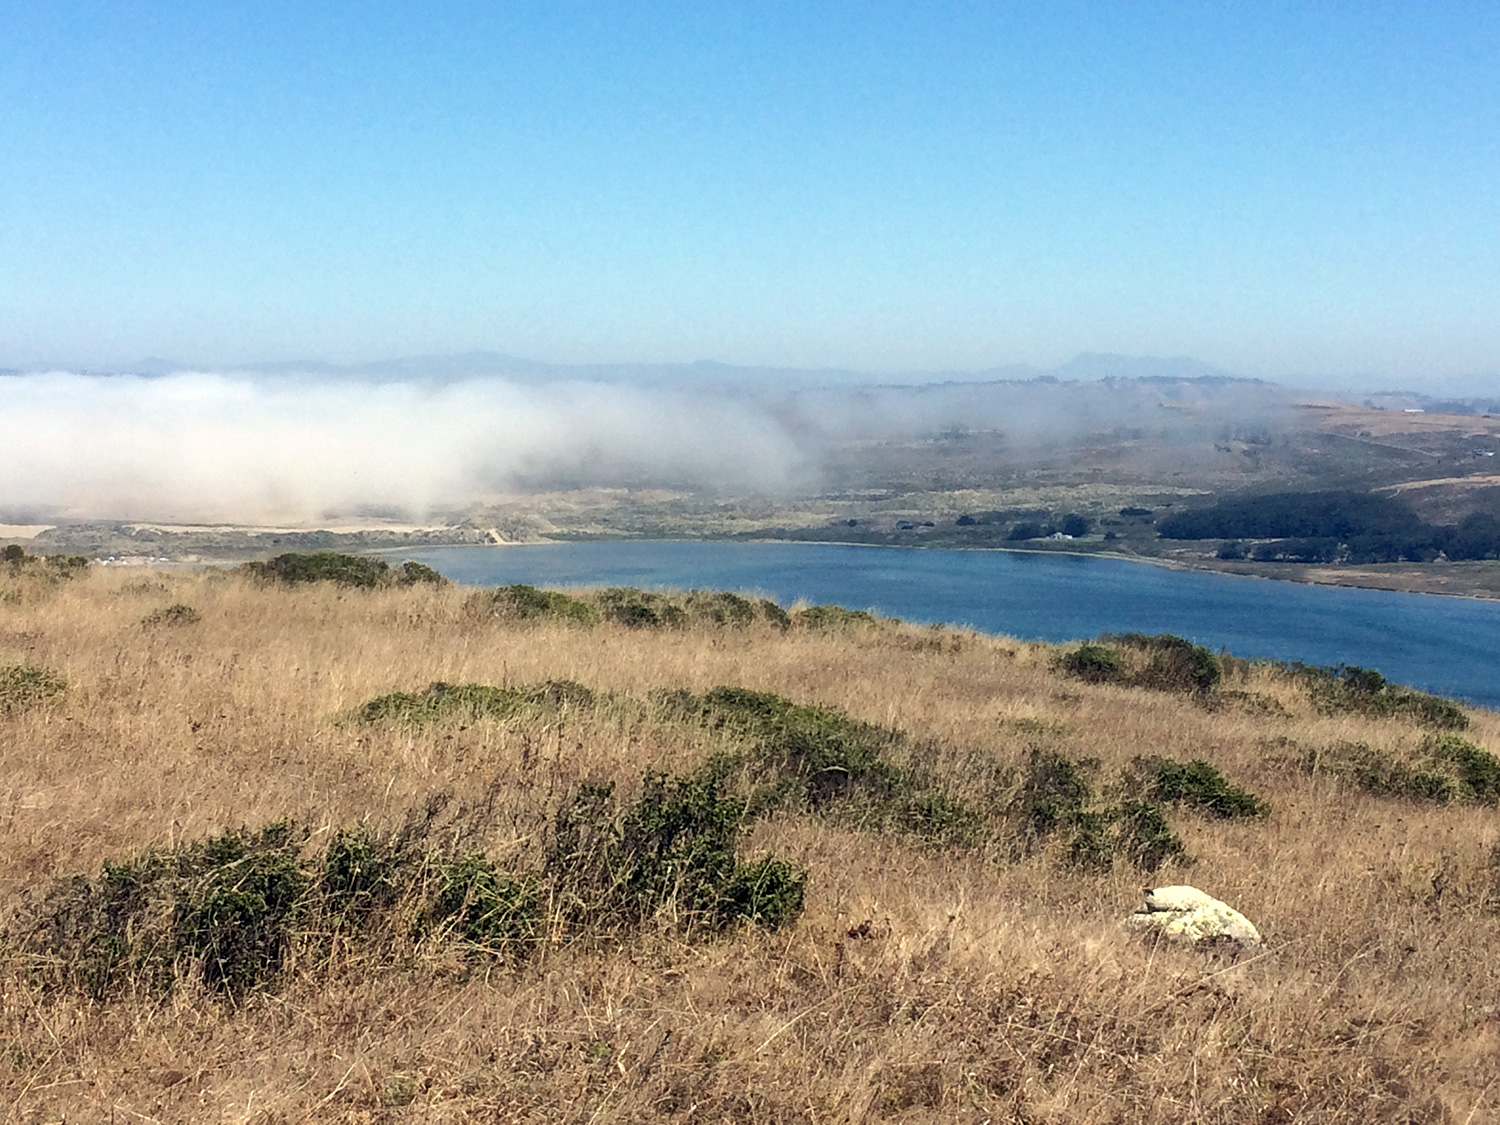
[388,535,1500,604]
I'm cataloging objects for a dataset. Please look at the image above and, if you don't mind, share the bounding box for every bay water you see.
[393,541,1500,709]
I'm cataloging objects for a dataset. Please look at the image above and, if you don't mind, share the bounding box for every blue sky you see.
[3,2,1497,386]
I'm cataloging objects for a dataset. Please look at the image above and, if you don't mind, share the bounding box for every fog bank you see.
[0,365,1295,525]
[0,371,814,523]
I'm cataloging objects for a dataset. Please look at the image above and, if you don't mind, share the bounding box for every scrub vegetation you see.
[2,563,1499,1122]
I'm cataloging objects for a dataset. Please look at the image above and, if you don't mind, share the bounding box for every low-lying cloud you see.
[1,361,1297,525]
[0,371,816,523]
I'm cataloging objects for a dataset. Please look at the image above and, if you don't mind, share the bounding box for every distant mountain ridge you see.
[3,350,1262,390]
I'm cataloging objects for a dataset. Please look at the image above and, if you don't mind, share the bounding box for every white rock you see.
[1128,885,1262,948]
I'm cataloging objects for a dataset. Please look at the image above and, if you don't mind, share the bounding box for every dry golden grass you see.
[3,568,1499,1123]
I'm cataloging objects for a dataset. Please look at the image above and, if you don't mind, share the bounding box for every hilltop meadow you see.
[2,555,1499,1123]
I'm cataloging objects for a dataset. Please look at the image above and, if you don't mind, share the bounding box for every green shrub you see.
[598,587,688,629]
[1057,644,1123,684]
[22,824,311,999]
[617,769,750,923]
[474,586,795,631]
[357,679,595,725]
[685,686,905,801]
[1066,809,1117,871]
[427,854,539,953]
[360,682,527,724]
[14,772,802,1003]
[660,686,990,850]
[1,547,88,580]
[0,663,67,714]
[1011,750,1187,872]
[1427,735,1500,805]
[546,768,806,933]
[1135,757,1269,819]
[718,856,806,928]
[684,590,759,627]
[1395,692,1470,731]
[397,560,448,586]
[1289,663,1469,730]
[1307,736,1500,805]
[892,791,987,848]
[141,603,201,627]
[758,598,792,629]
[320,827,409,930]
[476,584,600,625]
[1016,749,1096,842]
[794,604,878,630]
[1107,633,1223,694]
[171,824,309,993]
[1115,799,1188,871]
[1306,741,1407,797]
[242,551,391,588]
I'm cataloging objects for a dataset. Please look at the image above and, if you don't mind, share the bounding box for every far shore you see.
[10,517,1500,603]
[380,534,1500,604]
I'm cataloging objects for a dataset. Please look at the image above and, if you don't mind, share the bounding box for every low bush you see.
[473,584,600,625]
[242,551,393,588]
[1307,736,1500,805]
[397,561,448,586]
[141,603,201,627]
[12,770,807,1002]
[672,686,904,802]
[357,679,595,725]
[1131,756,1269,819]
[891,791,988,848]
[320,826,410,931]
[793,604,879,630]
[1,546,89,580]
[170,824,309,994]
[758,598,792,629]
[471,585,797,631]
[1200,689,1291,718]
[683,590,759,627]
[16,823,309,999]
[1016,749,1097,843]
[425,855,539,954]
[1107,633,1223,693]
[1426,735,1500,805]
[1056,644,1123,684]
[545,767,806,935]
[1114,799,1188,871]
[1011,750,1186,872]
[665,687,986,847]
[1288,663,1469,730]
[0,663,67,714]
[241,553,448,590]
[1055,635,1221,695]
[598,587,688,629]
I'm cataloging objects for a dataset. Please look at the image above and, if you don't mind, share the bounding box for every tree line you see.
[1158,490,1500,563]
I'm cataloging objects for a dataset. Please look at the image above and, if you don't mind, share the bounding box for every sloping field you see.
[2,566,1498,1122]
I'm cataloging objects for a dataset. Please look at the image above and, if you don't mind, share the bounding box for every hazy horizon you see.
[5,6,1499,386]
[0,359,1299,526]
[7,348,1497,399]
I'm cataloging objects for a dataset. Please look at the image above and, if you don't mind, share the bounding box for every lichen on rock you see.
[1128,885,1262,949]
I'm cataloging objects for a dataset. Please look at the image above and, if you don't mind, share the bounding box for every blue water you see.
[393,542,1500,709]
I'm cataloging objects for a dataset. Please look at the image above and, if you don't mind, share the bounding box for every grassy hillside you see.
[2,565,1499,1122]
